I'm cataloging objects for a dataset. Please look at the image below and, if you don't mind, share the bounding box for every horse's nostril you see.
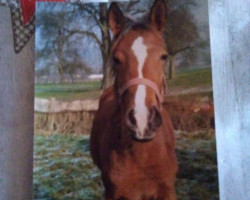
[149,106,162,130]
[128,109,136,126]
[126,109,137,128]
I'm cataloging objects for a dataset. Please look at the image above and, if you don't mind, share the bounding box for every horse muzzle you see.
[125,106,162,141]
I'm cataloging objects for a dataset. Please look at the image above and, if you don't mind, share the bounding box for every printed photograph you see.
[1,0,249,200]
[34,0,217,199]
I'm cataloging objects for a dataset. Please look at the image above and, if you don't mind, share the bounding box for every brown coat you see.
[90,86,178,200]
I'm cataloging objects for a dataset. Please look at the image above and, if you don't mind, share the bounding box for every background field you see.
[35,68,212,101]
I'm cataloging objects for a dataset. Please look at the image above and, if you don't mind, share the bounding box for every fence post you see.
[0,6,34,200]
[208,0,250,199]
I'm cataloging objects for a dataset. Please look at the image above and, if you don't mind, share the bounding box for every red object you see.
[20,0,35,24]
[20,0,66,25]
[36,0,66,1]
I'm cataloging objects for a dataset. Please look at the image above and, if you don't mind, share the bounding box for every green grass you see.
[35,81,101,101]
[33,131,218,200]
[35,68,212,101]
[35,81,101,91]
[33,134,104,200]
[175,130,218,200]
[35,90,101,101]
[167,68,212,89]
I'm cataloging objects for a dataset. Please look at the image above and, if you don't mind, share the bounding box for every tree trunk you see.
[55,35,65,83]
[168,55,176,79]
[99,3,113,89]
[70,74,75,83]
[0,7,34,200]
[58,63,64,83]
[102,61,113,89]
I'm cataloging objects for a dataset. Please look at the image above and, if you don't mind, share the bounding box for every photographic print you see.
[34,0,217,199]
[1,0,249,200]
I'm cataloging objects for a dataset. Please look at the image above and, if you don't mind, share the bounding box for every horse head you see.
[108,0,168,141]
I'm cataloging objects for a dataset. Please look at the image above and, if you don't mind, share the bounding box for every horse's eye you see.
[160,54,168,61]
[113,57,121,66]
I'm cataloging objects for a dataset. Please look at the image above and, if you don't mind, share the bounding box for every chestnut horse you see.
[90,0,177,199]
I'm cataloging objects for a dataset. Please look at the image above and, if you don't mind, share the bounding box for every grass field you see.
[35,81,101,101]
[33,130,218,200]
[33,134,103,200]
[35,68,212,101]
[167,68,212,89]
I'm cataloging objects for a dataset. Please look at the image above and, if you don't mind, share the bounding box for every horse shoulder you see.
[161,107,174,135]
[161,106,178,175]
[90,86,117,168]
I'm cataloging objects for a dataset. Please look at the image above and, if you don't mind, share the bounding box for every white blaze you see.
[131,37,148,136]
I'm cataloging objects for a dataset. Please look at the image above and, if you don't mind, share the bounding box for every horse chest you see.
[106,149,172,200]
[110,149,168,182]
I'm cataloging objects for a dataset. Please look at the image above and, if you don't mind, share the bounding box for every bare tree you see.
[60,3,112,88]
[36,0,201,86]
[164,0,199,79]
[36,3,93,83]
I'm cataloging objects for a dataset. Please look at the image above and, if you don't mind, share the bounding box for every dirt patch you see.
[164,98,214,131]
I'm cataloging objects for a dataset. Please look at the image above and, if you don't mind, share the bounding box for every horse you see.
[90,0,178,199]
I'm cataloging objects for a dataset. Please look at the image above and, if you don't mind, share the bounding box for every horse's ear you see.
[149,0,167,33]
[108,3,125,37]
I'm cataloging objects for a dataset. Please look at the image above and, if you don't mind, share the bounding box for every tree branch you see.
[122,1,140,12]
[130,9,148,15]
[63,28,103,52]
[81,4,104,30]
[171,43,195,55]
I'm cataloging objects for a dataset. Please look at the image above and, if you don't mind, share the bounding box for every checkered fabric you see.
[0,0,35,54]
